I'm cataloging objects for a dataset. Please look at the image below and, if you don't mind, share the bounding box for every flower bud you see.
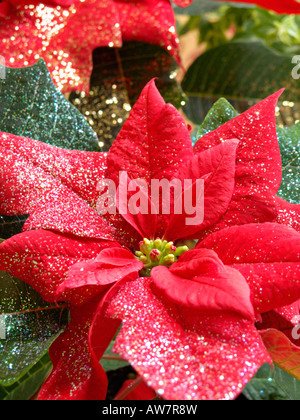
[174,245,189,257]
[163,254,176,266]
[149,249,161,262]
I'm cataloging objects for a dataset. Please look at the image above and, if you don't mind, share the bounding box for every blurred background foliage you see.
[175,1,300,130]
[176,2,300,55]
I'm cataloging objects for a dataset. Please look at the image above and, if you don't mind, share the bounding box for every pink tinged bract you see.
[0,132,120,241]
[258,302,300,347]
[0,132,108,211]
[260,329,300,380]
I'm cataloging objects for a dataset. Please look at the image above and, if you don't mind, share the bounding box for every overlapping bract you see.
[0,80,300,399]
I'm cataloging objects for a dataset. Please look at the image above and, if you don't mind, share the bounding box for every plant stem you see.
[113,376,144,401]
[101,354,126,362]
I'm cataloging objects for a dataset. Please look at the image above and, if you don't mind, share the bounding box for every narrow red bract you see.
[0,80,300,399]
[215,0,300,14]
[171,0,300,14]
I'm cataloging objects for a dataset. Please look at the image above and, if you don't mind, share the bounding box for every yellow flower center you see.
[135,238,190,277]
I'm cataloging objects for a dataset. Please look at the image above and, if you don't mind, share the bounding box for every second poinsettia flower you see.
[0,0,181,92]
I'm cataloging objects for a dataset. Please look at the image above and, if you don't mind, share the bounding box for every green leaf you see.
[273,366,300,400]
[70,41,186,151]
[0,353,52,400]
[277,124,300,204]
[243,364,300,400]
[0,270,68,386]
[0,59,99,151]
[101,341,130,373]
[182,41,300,125]
[197,97,239,138]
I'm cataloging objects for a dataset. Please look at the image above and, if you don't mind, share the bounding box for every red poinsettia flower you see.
[1,80,300,400]
[0,0,180,92]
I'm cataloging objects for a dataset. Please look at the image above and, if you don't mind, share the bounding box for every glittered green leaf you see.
[101,340,130,373]
[0,59,99,151]
[273,366,300,400]
[0,353,52,400]
[70,41,186,151]
[243,364,300,400]
[182,41,300,125]
[197,97,239,138]
[0,270,68,386]
[277,124,300,204]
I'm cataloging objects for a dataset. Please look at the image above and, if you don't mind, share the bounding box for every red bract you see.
[215,0,300,14]
[115,378,157,400]
[276,197,300,233]
[170,0,300,14]
[193,89,284,237]
[0,0,180,92]
[0,80,300,399]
